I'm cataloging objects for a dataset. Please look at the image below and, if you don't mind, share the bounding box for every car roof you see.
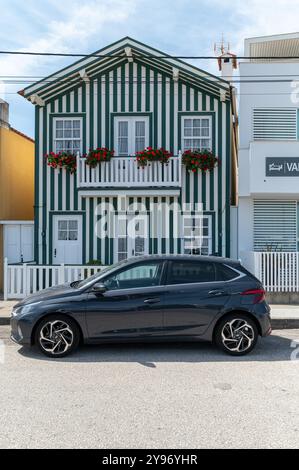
[123,254,240,266]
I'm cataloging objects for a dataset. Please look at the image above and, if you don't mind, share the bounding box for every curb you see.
[1,318,299,329]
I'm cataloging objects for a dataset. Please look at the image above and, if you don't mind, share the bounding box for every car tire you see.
[214,313,258,356]
[35,314,80,358]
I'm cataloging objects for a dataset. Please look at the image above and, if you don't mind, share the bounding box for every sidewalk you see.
[1,300,299,328]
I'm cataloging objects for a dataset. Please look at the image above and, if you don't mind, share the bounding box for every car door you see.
[163,260,230,337]
[84,260,166,340]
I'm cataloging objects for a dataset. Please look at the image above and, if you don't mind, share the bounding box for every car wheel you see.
[214,313,258,356]
[35,315,80,358]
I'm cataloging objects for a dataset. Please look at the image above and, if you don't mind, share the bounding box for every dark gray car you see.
[11,255,271,358]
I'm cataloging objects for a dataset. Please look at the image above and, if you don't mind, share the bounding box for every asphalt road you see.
[0,325,299,449]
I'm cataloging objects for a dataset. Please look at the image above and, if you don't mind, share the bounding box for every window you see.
[215,263,238,281]
[103,261,163,290]
[168,261,216,285]
[53,118,82,153]
[58,219,78,241]
[114,116,149,156]
[182,116,212,151]
[183,215,212,255]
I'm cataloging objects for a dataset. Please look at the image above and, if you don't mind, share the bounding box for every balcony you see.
[77,154,182,188]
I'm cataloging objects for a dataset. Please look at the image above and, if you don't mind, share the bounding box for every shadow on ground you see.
[17,332,298,366]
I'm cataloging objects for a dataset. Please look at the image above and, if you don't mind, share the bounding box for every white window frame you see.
[114,116,150,156]
[181,115,212,151]
[183,214,212,255]
[53,117,83,154]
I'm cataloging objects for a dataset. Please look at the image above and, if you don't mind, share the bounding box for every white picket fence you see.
[3,258,106,300]
[240,251,299,292]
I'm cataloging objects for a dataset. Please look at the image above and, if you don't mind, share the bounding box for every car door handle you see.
[208,289,227,297]
[144,297,160,304]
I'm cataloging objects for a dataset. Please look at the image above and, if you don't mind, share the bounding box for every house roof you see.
[244,32,299,62]
[19,37,231,103]
[10,127,35,143]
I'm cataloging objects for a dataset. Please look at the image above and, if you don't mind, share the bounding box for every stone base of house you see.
[266,292,299,305]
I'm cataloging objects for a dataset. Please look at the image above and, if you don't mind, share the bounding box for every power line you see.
[1,49,299,60]
[2,91,298,96]
[1,79,299,86]
[4,73,299,79]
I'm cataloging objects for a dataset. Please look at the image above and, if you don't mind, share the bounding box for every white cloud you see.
[0,0,137,81]
[209,0,299,54]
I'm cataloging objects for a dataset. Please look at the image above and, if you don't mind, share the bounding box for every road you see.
[0,325,299,449]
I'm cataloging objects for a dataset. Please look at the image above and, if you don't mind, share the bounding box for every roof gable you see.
[20,37,230,103]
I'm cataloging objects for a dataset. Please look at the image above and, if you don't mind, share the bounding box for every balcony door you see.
[114,116,149,156]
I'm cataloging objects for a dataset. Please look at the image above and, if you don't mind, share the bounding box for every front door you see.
[84,260,165,339]
[53,215,82,264]
[116,214,148,261]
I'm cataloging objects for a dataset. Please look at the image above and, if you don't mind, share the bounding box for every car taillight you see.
[241,288,265,304]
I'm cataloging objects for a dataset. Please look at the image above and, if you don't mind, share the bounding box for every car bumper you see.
[258,312,272,337]
[10,317,32,345]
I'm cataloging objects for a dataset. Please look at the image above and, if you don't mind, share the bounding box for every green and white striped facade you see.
[21,37,234,265]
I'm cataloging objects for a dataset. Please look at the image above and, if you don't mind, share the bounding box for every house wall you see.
[238,61,299,254]
[0,126,34,290]
[34,59,232,265]
[0,127,34,220]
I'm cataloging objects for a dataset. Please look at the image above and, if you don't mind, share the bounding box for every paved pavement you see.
[0,324,299,448]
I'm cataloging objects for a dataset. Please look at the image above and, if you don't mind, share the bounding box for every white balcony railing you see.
[77,153,182,188]
[240,251,299,292]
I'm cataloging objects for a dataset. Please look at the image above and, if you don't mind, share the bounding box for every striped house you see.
[19,37,238,266]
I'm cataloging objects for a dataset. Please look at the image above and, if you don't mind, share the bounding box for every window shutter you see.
[253,200,297,251]
[253,108,297,140]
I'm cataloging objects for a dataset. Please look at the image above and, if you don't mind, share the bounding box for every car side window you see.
[103,261,164,290]
[215,263,238,281]
[167,261,216,285]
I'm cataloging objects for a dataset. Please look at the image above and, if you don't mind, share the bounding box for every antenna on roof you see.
[214,35,237,82]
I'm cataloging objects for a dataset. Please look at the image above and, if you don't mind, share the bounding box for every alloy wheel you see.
[39,320,74,355]
[221,318,255,353]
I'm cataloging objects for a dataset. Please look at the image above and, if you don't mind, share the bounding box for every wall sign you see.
[265,157,299,177]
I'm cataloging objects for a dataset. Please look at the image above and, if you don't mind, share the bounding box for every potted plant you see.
[45,151,77,173]
[182,149,219,173]
[135,147,172,168]
[85,147,114,168]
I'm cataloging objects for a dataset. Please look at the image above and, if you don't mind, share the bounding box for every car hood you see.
[14,283,76,308]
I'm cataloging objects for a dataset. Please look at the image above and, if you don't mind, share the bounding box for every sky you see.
[1,0,299,138]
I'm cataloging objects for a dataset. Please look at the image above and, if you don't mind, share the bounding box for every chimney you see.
[0,99,9,129]
[214,38,237,83]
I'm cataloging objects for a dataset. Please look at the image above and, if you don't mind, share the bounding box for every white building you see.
[239,33,299,300]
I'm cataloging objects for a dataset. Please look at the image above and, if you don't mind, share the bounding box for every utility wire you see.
[1,50,299,60]
[2,79,299,85]
[4,73,299,79]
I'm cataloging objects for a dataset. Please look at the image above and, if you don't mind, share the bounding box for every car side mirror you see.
[91,283,107,294]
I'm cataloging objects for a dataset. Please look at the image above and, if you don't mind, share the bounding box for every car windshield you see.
[75,259,130,289]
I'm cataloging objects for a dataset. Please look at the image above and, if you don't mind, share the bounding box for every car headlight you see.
[11,301,42,317]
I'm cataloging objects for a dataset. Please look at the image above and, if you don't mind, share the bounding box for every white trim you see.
[78,189,181,197]
[52,116,83,154]
[181,115,213,152]
[114,115,149,156]
[0,220,34,225]
[23,38,229,98]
